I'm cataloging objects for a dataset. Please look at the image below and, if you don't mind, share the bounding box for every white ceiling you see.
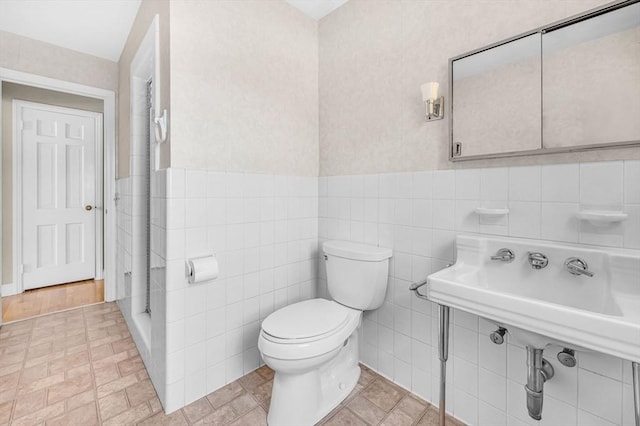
[0,0,141,62]
[285,0,349,20]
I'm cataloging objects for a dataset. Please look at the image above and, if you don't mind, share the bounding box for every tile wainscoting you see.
[117,160,639,423]
[318,160,639,426]
[161,169,319,412]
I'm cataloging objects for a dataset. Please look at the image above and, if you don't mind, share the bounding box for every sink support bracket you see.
[438,304,450,426]
[633,362,639,426]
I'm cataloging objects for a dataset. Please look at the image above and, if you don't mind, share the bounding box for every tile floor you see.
[0,302,464,425]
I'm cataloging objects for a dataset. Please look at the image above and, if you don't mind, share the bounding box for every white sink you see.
[427,234,640,363]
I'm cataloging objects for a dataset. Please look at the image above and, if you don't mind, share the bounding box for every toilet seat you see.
[262,299,353,343]
[259,299,361,360]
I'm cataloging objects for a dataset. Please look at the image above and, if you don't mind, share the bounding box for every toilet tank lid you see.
[323,240,392,262]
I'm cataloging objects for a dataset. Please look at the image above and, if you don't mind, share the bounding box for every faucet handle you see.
[565,257,594,277]
[527,252,548,269]
[491,248,515,262]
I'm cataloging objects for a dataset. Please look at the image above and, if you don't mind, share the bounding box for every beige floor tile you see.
[149,396,163,414]
[94,365,121,387]
[19,364,48,386]
[98,390,130,421]
[0,401,12,424]
[125,378,156,407]
[347,395,387,425]
[250,380,272,408]
[10,400,65,426]
[229,392,258,416]
[138,409,189,426]
[0,362,23,378]
[91,351,130,371]
[0,371,20,392]
[381,408,414,426]
[111,337,136,354]
[96,372,138,399]
[117,355,144,377]
[48,351,90,375]
[101,402,150,426]
[360,378,406,412]
[17,372,65,396]
[238,371,267,391]
[0,352,25,369]
[13,389,46,419]
[91,343,115,361]
[27,342,53,359]
[396,394,428,420]
[323,408,368,426]
[358,367,376,388]
[206,382,244,409]
[229,406,268,426]
[65,389,95,411]
[192,404,238,425]
[254,365,274,381]
[182,397,214,423]
[45,401,99,426]
[46,372,93,405]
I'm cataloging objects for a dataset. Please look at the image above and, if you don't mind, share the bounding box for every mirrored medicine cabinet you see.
[449,0,640,161]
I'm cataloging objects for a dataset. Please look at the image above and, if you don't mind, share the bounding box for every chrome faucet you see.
[527,252,548,269]
[565,257,594,277]
[491,248,515,262]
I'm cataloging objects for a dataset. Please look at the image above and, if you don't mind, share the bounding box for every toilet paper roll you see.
[187,255,218,284]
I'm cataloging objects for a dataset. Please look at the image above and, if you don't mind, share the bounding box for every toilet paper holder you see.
[186,255,218,284]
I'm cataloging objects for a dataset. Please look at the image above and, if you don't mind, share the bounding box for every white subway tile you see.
[412,171,433,199]
[580,161,623,206]
[541,164,579,203]
[541,203,579,243]
[432,199,455,230]
[479,367,506,409]
[478,401,506,426]
[456,169,481,200]
[624,160,640,204]
[481,167,508,201]
[578,369,622,424]
[509,166,541,202]
[433,170,455,200]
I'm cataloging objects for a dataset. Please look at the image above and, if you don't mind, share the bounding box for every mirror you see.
[543,1,640,149]
[452,34,542,158]
[449,0,640,161]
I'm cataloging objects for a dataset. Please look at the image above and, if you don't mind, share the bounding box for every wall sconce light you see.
[420,82,444,121]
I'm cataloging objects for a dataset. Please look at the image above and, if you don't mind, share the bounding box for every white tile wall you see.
[318,160,639,426]
[162,168,318,411]
[117,160,639,420]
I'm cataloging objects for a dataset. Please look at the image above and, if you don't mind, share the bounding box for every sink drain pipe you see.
[525,347,554,421]
[438,304,450,426]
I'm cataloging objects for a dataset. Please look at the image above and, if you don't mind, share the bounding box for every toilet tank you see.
[323,241,392,310]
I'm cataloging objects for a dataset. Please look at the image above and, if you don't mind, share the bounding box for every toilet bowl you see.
[258,298,362,425]
[258,241,392,426]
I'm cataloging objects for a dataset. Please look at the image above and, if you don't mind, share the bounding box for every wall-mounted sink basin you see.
[427,234,640,364]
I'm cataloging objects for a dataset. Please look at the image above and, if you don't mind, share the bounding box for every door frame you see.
[12,100,103,292]
[0,67,117,303]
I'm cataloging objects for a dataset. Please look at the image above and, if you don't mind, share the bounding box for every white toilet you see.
[258,240,392,426]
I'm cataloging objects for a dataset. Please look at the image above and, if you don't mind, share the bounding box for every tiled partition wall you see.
[318,160,640,426]
[161,168,318,412]
[115,171,168,407]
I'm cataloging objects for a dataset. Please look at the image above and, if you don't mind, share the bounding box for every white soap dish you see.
[475,207,509,217]
[577,210,628,226]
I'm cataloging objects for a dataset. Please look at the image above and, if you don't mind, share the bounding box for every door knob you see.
[85,205,93,211]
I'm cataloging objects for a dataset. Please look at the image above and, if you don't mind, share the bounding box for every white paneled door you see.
[16,102,101,290]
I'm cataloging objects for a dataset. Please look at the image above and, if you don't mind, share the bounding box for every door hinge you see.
[18,120,24,131]
[19,264,25,274]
